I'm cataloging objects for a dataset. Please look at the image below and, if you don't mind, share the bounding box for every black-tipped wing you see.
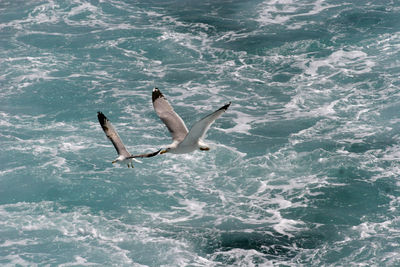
[152,88,188,142]
[179,102,231,147]
[97,112,130,157]
[129,149,161,158]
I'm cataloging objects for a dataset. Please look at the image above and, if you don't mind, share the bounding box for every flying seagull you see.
[152,88,231,154]
[97,112,160,168]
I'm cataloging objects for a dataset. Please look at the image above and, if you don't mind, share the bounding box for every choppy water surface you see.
[1,0,400,265]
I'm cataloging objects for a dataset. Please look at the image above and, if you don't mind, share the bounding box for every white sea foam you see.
[0,166,26,176]
[255,0,339,28]
[304,49,375,77]
[222,110,256,135]
[0,201,154,265]
[2,0,400,265]
[210,248,272,267]
[256,0,298,26]
[1,255,32,267]
[0,1,59,30]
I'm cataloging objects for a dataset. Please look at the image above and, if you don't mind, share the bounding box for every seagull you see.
[97,112,160,168]
[152,88,231,154]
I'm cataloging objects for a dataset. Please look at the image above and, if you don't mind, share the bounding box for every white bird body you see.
[168,140,197,154]
[114,155,141,165]
[152,88,230,154]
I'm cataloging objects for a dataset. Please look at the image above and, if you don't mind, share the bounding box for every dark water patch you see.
[221,28,331,55]
[272,73,292,83]
[0,176,60,205]
[218,231,294,255]
[338,8,396,30]
[156,221,330,263]
[17,34,69,49]
[293,139,341,154]
[347,142,372,154]
[345,135,398,154]
[0,0,34,22]
[140,0,260,33]
[200,229,326,263]
[231,135,286,157]
[380,102,400,121]
[328,7,400,43]
[290,173,391,227]
[7,79,119,122]
[254,117,319,138]
[164,69,203,83]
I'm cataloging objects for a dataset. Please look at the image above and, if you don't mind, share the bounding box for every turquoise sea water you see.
[1,0,400,265]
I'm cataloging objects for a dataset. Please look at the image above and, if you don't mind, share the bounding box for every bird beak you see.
[160,149,168,154]
[112,160,116,164]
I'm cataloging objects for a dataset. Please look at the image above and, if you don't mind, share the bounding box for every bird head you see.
[112,155,125,164]
[160,148,171,154]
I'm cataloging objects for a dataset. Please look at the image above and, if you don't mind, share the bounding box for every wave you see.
[2,0,400,265]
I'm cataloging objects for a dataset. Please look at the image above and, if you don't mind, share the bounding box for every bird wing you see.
[97,112,131,157]
[129,149,161,158]
[152,88,188,142]
[179,102,231,147]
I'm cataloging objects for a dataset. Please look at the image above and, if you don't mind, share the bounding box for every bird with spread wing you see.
[152,88,231,154]
[97,112,160,168]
